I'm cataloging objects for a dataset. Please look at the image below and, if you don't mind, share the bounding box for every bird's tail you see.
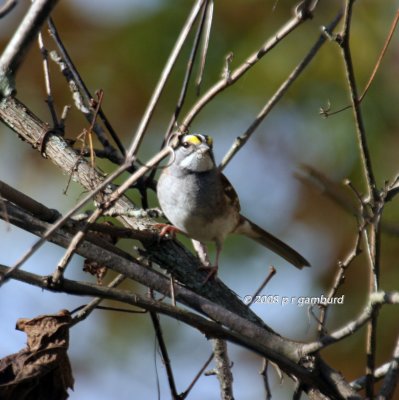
[235,217,310,269]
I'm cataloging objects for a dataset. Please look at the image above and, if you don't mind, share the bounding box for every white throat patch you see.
[179,151,214,172]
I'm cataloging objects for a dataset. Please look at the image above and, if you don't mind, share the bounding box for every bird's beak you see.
[196,144,211,159]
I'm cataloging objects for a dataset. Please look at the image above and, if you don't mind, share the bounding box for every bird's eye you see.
[182,141,190,148]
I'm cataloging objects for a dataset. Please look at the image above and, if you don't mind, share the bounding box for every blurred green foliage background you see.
[1,1,398,398]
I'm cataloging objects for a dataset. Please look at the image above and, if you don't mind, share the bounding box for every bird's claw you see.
[155,224,180,241]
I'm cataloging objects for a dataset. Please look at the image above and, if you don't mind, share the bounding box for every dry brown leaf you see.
[0,310,74,400]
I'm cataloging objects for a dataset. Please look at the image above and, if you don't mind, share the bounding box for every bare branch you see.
[0,200,362,398]
[378,336,399,399]
[339,1,377,200]
[248,267,276,307]
[150,311,179,399]
[180,353,214,399]
[302,291,399,354]
[336,3,384,395]
[163,0,210,142]
[350,337,399,396]
[219,10,343,170]
[0,0,59,96]
[126,0,207,159]
[71,274,126,325]
[317,230,362,336]
[195,0,213,95]
[0,180,60,223]
[181,1,317,129]
[212,339,234,400]
[0,0,17,18]
[37,31,58,127]
[259,359,272,400]
[47,18,126,158]
[0,95,170,284]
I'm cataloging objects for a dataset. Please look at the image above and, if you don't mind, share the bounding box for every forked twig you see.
[302,291,399,354]
[0,145,169,286]
[164,0,212,142]
[317,231,362,337]
[219,10,342,170]
[126,0,207,159]
[321,9,399,118]
[48,18,126,157]
[71,273,127,324]
[181,0,318,129]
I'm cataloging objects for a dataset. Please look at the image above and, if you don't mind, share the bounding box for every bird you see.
[157,133,310,278]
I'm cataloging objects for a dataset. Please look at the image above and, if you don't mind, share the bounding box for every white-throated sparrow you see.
[157,134,309,277]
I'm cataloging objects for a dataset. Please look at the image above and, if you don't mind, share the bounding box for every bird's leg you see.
[199,242,221,283]
[192,240,211,267]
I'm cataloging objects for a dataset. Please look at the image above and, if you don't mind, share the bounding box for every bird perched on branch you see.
[157,133,309,279]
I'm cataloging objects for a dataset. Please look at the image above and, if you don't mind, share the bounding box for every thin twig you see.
[52,142,169,284]
[0,263,232,340]
[321,9,399,118]
[105,147,171,206]
[378,335,399,398]
[49,49,124,165]
[37,30,58,127]
[358,9,399,103]
[297,165,399,238]
[163,0,210,142]
[219,10,343,170]
[339,3,383,395]
[302,291,399,355]
[292,382,304,400]
[51,207,103,283]
[0,0,17,18]
[71,273,127,324]
[181,1,317,130]
[47,18,126,157]
[50,92,112,283]
[195,0,213,95]
[350,338,399,393]
[150,311,179,399]
[180,353,214,399]
[0,144,169,285]
[0,0,59,96]
[0,262,297,373]
[126,0,207,159]
[339,1,377,200]
[0,202,364,399]
[259,359,272,400]
[317,230,362,337]
[248,266,276,307]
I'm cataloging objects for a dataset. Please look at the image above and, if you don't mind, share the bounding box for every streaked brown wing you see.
[220,172,240,213]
